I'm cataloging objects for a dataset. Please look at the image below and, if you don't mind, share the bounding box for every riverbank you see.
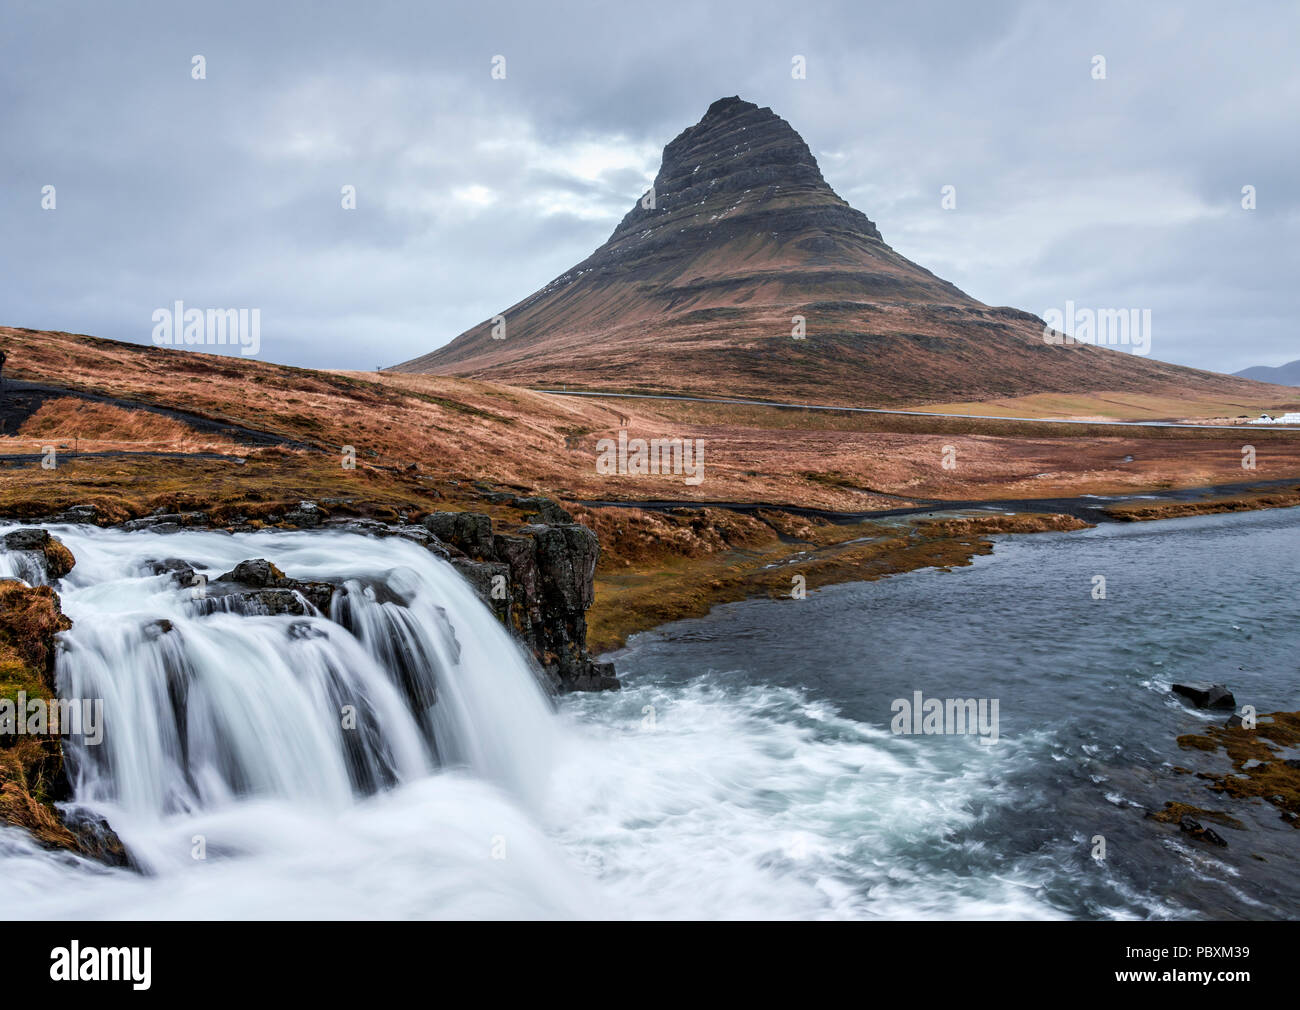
[579,481,1300,653]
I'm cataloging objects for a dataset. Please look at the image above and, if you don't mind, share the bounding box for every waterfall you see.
[10,525,559,823]
[0,547,47,585]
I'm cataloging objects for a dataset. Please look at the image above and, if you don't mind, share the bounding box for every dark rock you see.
[513,496,573,524]
[322,517,452,558]
[1,528,76,583]
[288,621,326,641]
[493,533,541,622]
[528,524,598,613]
[51,504,98,524]
[122,513,182,531]
[324,517,390,537]
[570,660,620,692]
[452,558,511,622]
[281,501,323,528]
[121,511,207,533]
[218,559,287,588]
[1179,818,1228,847]
[2,528,52,552]
[167,567,201,591]
[423,511,495,560]
[143,619,174,640]
[486,523,612,691]
[1172,683,1236,710]
[59,807,130,866]
[146,557,196,577]
[209,558,334,615]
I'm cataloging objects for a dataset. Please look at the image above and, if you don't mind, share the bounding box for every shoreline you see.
[584,481,1300,655]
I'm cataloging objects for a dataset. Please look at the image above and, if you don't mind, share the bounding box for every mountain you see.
[1234,359,1300,386]
[395,97,1279,407]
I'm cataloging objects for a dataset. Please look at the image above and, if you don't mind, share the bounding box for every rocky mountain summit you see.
[396,97,1271,407]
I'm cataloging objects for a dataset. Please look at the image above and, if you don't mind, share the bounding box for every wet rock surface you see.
[1172,682,1236,710]
[1174,711,1300,827]
[0,580,129,865]
[1,528,76,583]
[423,508,618,691]
[207,558,336,616]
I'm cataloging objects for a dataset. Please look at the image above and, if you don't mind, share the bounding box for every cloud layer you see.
[1,0,1295,373]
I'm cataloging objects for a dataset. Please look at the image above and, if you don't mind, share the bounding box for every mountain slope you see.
[395,97,1281,408]
[1235,359,1300,386]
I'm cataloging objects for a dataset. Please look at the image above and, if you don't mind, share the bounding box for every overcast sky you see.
[2,0,1296,374]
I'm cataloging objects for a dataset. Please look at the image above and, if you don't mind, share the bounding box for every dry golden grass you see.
[917,389,1300,422]
[7,397,242,454]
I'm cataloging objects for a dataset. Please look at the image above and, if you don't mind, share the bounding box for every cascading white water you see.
[0,547,47,585]
[43,526,559,820]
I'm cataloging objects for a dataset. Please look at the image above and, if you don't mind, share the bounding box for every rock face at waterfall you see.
[427,510,619,691]
[150,506,617,691]
[0,543,128,864]
[16,496,618,693]
[393,96,1272,407]
[1,528,76,585]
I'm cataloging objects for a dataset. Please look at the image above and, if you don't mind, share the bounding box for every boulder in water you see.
[218,558,287,587]
[1,528,75,583]
[211,558,335,615]
[121,511,207,533]
[281,501,324,528]
[1179,818,1228,847]
[1172,683,1236,710]
[322,517,451,558]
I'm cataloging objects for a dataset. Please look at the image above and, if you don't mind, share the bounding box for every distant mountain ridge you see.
[1235,359,1300,386]
[396,96,1284,407]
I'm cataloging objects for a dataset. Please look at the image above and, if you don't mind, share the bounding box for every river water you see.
[1,509,1296,919]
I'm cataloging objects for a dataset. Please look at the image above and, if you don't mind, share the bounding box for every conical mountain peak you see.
[394,98,1224,410]
[607,95,877,247]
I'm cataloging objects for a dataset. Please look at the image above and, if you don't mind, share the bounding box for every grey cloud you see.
[0,0,1295,372]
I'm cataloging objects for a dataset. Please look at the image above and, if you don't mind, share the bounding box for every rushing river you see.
[1,509,1297,919]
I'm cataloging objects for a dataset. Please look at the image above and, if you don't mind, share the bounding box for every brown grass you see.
[12,397,240,453]
[4,326,1300,519]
